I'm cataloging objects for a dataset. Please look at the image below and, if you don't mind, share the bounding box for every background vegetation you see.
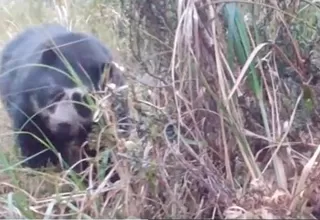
[0,0,320,218]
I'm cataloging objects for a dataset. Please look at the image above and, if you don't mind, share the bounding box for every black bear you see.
[0,23,125,172]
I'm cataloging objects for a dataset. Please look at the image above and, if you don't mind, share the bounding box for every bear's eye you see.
[72,92,82,103]
[72,92,92,118]
[46,91,64,113]
[48,87,65,104]
[51,92,65,103]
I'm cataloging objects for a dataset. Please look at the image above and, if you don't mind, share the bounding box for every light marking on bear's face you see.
[31,87,94,137]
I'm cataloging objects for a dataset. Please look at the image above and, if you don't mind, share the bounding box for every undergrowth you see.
[0,0,320,219]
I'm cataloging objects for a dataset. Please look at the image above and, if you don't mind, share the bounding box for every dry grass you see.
[0,0,320,219]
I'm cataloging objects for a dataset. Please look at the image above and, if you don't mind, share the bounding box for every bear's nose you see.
[57,123,71,134]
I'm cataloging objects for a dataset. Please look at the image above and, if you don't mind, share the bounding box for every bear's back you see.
[0,24,70,100]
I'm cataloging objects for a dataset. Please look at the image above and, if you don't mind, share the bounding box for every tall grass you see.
[0,0,320,219]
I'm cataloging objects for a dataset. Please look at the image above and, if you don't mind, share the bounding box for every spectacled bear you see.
[0,23,126,174]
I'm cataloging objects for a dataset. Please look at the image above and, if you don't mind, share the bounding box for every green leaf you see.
[224,3,262,97]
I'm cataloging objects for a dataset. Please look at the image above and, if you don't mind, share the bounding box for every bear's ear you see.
[40,43,59,66]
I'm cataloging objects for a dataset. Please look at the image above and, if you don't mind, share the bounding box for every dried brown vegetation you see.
[0,0,320,219]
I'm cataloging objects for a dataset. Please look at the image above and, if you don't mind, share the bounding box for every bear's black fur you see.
[0,23,116,171]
